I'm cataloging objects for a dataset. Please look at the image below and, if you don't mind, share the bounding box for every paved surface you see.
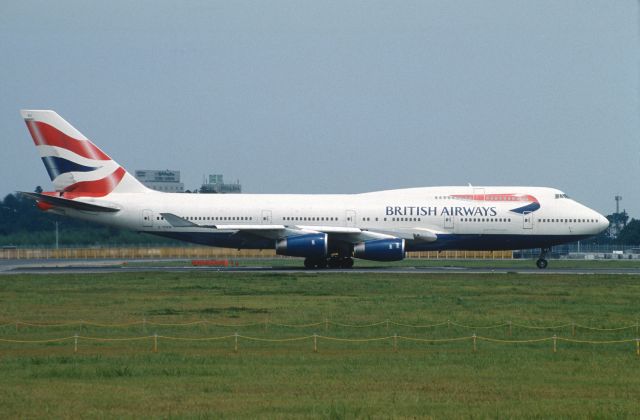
[2,259,640,275]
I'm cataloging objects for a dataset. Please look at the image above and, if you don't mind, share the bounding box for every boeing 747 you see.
[19,110,609,269]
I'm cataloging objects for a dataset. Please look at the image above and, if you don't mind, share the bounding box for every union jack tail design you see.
[21,110,148,198]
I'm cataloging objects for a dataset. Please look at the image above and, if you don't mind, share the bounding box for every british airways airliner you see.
[19,110,609,269]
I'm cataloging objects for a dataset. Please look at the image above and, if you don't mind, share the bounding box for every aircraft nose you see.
[597,213,609,231]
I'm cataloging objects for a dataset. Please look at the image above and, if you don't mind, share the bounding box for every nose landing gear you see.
[536,248,550,269]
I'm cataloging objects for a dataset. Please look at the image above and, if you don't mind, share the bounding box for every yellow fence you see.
[0,247,277,260]
[0,247,512,260]
[408,250,513,259]
[2,318,638,354]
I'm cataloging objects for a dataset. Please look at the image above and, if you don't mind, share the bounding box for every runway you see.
[2,259,640,275]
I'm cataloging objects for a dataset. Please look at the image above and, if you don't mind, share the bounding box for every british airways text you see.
[385,206,498,217]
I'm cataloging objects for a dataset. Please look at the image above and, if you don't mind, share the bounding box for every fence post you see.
[393,333,398,352]
[553,335,557,353]
[234,332,238,353]
[74,333,78,353]
[153,333,158,353]
[447,319,450,331]
[472,334,477,352]
[313,333,317,353]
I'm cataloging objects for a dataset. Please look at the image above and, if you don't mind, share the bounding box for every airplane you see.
[18,109,609,269]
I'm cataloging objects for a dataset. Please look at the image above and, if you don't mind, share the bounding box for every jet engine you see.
[353,238,405,261]
[276,233,328,258]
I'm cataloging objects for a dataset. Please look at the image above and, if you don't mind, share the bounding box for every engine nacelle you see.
[353,238,405,261]
[276,233,328,258]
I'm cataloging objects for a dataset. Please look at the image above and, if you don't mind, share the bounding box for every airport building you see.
[200,174,242,194]
[134,169,184,193]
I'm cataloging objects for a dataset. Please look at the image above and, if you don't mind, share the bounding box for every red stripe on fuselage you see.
[451,193,538,203]
[62,167,126,198]
[25,120,111,161]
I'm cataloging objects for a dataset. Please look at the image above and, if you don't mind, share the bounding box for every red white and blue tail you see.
[21,110,149,198]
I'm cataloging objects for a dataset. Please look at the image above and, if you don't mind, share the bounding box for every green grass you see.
[125,257,640,269]
[1,271,639,418]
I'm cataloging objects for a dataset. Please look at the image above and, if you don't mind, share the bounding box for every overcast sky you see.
[1,1,638,216]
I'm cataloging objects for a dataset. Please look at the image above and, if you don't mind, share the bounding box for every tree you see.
[617,219,640,245]
[605,211,629,240]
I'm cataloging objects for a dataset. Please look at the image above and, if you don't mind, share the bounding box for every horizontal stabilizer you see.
[19,191,120,213]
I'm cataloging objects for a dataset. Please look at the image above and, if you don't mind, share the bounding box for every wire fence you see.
[0,333,638,356]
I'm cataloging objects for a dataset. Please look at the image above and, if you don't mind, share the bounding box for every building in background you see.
[134,169,184,193]
[200,174,242,194]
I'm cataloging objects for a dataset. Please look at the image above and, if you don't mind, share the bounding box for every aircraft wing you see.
[160,213,438,243]
[369,228,438,242]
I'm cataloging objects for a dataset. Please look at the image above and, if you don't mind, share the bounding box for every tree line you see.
[0,190,178,247]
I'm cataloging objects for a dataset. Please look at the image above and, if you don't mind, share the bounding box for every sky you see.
[1,0,638,216]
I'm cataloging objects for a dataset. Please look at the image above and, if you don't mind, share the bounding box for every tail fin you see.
[20,110,149,197]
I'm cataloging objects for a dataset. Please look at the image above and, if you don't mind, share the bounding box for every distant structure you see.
[134,169,184,193]
[609,194,626,239]
[200,174,242,194]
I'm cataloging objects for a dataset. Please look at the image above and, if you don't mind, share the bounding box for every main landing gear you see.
[304,256,354,269]
[536,248,550,269]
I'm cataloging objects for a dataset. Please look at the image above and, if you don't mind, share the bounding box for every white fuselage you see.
[59,185,608,252]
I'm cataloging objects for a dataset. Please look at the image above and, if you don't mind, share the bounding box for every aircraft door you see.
[142,209,153,227]
[345,210,356,227]
[523,211,533,229]
[261,210,272,224]
[444,215,454,229]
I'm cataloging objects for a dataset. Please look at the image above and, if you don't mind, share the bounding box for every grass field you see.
[125,257,640,269]
[1,271,639,418]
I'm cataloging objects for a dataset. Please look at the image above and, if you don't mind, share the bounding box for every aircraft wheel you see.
[304,258,315,269]
[328,257,341,269]
[536,258,548,269]
[341,258,354,269]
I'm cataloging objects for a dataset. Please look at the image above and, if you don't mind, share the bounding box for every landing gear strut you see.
[536,248,550,269]
[305,256,354,269]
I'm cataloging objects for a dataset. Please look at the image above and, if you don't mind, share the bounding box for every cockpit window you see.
[554,193,569,199]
